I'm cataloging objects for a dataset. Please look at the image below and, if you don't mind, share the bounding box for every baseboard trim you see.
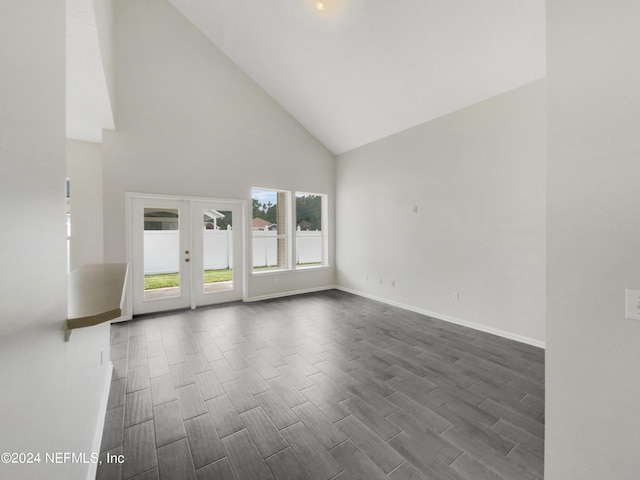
[336,286,545,349]
[115,285,544,348]
[111,314,132,324]
[87,361,113,480]
[245,285,337,303]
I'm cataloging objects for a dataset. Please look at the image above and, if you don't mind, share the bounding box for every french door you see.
[130,195,244,315]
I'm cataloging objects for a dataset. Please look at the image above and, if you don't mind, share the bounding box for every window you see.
[251,188,327,273]
[295,192,326,267]
[252,188,290,271]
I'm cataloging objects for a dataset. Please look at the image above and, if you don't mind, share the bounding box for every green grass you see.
[145,263,323,290]
[144,269,232,290]
[204,269,233,283]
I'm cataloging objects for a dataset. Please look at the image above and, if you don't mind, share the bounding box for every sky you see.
[252,188,278,206]
[252,189,317,206]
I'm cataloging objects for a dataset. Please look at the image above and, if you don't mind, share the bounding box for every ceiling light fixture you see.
[311,0,341,15]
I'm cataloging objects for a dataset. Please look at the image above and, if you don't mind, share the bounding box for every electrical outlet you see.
[625,289,640,320]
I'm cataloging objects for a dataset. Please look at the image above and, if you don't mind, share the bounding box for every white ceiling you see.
[168,0,546,154]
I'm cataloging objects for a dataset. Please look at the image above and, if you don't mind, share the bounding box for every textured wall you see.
[337,81,546,345]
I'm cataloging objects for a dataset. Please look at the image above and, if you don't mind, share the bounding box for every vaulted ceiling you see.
[167,0,546,154]
[67,0,546,154]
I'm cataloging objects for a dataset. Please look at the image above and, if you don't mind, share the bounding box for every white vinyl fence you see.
[297,232,323,265]
[143,229,322,274]
[143,231,181,275]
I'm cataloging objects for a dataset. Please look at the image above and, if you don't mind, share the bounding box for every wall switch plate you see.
[452,291,459,301]
[625,289,640,320]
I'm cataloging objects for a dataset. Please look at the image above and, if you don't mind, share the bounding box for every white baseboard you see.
[336,286,545,349]
[87,361,113,480]
[245,285,337,303]
[117,284,544,348]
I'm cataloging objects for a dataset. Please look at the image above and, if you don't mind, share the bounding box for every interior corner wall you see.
[336,81,546,345]
[545,1,640,478]
[0,3,111,480]
[68,139,104,271]
[93,0,115,114]
[103,0,335,300]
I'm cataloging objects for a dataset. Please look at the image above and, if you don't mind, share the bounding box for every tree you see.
[252,199,264,219]
[253,199,276,223]
[296,194,321,230]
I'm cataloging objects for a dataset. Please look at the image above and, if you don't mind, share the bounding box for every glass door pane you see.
[143,207,181,300]
[192,200,243,307]
[131,197,191,315]
[202,208,233,293]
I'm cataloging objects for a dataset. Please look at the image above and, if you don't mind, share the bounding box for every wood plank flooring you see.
[97,290,544,480]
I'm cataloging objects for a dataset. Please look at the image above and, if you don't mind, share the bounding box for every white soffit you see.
[67,0,114,143]
[168,0,546,154]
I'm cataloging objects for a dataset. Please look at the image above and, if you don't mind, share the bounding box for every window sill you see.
[251,268,291,277]
[251,265,330,276]
[295,264,330,271]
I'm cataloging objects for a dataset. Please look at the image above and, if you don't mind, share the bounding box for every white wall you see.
[68,139,104,271]
[0,3,111,480]
[103,0,335,302]
[93,0,115,115]
[545,1,640,478]
[336,81,546,345]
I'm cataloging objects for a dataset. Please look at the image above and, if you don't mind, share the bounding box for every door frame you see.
[125,192,248,318]
[130,196,192,314]
[191,199,244,307]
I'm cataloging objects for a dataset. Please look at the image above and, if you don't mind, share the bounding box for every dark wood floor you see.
[97,289,544,480]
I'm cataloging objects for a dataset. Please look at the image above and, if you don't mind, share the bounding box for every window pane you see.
[143,207,180,300]
[252,188,288,270]
[296,193,323,266]
[202,209,233,293]
[295,193,322,232]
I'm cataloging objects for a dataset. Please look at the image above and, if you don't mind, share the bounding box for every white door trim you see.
[191,199,245,308]
[131,196,191,314]
[125,192,248,317]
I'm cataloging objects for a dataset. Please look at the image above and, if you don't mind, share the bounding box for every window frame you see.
[294,191,328,269]
[250,187,330,276]
[251,187,292,274]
